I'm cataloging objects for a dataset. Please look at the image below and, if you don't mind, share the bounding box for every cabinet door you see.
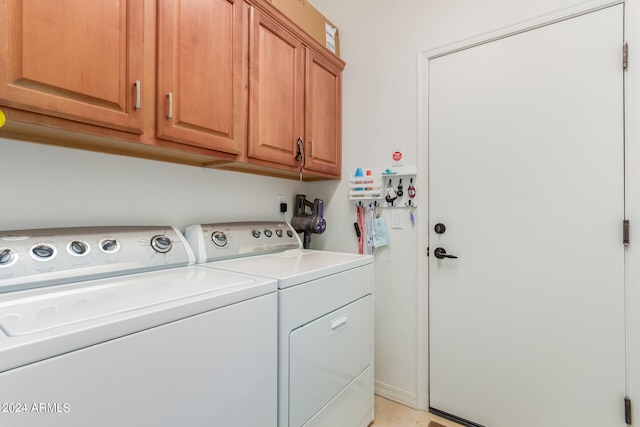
[0,0,143,133]
[157,0,245,154]
[304,50,342,177]
[248,8,304,168]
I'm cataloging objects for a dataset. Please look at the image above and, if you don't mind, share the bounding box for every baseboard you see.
[374,380,417,409]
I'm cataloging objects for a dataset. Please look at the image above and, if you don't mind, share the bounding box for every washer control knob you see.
[264,229,273,238]
[276,229,283,238]
[211,231,228,248]
[69,240,89,255]
[287,230,293,238]
[252,230,261,238]
[31,244,55,259]
[151,235,173,253]
[100,239,119,253]
[0,248,15,265]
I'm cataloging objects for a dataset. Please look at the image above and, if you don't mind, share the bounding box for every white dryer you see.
[0,226,277,427]
[186,221,375,427]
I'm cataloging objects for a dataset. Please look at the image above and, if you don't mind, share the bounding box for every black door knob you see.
[434,247,458,259]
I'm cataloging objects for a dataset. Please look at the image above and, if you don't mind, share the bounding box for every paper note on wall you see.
[325,23,337,54]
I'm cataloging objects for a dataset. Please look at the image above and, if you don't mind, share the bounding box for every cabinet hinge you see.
[624,220,630,246]
[625,397,632,425]
[623,43,629,70]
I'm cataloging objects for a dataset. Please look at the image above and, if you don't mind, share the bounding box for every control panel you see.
[0,226,194,293]
[185,222,301,263]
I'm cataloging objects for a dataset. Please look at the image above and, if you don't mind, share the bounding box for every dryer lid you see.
[204,249,373,289]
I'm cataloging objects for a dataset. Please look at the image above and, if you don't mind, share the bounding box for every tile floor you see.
[372,395,461,427]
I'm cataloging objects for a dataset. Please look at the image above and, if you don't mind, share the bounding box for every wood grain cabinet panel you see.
[304,49,342,177]
[0,0,143,133]
[248,8,304,168]
[157,0,245,155]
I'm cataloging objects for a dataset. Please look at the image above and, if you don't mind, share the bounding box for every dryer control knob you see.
[151,235,173,253]
[211,231,228,248]
[252,230,261,238]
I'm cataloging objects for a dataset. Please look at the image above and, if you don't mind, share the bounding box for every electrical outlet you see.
[277,194,287,213]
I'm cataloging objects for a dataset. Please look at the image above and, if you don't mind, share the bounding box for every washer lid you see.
[0,266,277,373]
[0,266,275,337]
[203,249,373,289]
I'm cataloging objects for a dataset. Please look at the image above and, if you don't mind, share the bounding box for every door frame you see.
[415,0,628,412]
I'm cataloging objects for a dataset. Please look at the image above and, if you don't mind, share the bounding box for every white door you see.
[428,5,625,427]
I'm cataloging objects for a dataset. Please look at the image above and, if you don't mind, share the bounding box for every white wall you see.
[0,138,306,231]
[311,0,640,414]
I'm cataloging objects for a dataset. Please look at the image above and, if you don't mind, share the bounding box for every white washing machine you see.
[0,226,277,427]
[185,221,375,427]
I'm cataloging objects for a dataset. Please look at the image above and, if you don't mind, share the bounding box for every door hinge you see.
[623,43,629,70]
[625,397,632,425]
[624,220,630,246]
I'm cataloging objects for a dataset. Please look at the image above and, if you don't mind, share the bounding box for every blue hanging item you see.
[354,168,364,190]
[373,216,390,248]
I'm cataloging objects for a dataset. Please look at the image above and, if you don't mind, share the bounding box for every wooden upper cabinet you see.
[0,0,144,133]
[304,49,342,177]
[0,0,343,179]
[157,0,245,155]
[248,7,343,178]
[248,8,304,168]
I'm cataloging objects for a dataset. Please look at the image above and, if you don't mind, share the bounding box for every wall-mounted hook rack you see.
[348,166,418,208]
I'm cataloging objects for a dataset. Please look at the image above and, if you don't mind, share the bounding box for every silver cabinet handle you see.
[134,80,141,109]
[309,140,314,158]
[167,92,173,119]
